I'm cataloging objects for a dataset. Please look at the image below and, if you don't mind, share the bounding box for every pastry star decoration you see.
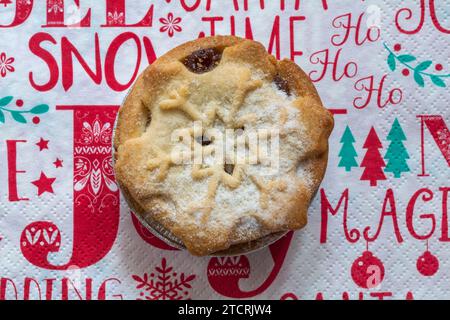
[31,171,56,196]
[147,145,174,181]
[250,176,287,209]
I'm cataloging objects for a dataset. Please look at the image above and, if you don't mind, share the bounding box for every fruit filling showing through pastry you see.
[182,48,223,74]
[171,122,280,172]
[196,134,212,146]
[273,74,291,96]
[224,163,235,175]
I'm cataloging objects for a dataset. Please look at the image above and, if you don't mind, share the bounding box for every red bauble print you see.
[417,251,439,277]
[351,251,385,289]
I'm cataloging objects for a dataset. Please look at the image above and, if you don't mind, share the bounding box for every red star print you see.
[36,138,49,151]
[31,172,56,196]
[53,158,63,168]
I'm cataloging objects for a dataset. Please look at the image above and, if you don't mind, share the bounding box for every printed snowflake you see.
[132,258,196,300]
[159,13,182,37]
[0,52,14,78]
[0,0,12,7]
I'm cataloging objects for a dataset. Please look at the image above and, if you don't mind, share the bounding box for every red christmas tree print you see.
[132,258,196,300]
[360,127,386,186]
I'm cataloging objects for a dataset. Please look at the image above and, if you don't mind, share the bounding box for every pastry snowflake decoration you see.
[114,36,334,256]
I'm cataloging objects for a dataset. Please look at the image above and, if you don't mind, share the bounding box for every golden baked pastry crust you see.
[114,36,334,256]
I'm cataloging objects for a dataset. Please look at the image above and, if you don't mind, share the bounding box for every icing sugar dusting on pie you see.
[114,36,334,256]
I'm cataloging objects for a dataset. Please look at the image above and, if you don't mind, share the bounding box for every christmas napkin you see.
[0,0,450,300]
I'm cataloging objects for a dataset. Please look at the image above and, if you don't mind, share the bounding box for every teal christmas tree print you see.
[384,118,410,178]
[338,126,358,172]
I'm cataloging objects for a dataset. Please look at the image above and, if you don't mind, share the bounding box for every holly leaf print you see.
[416,60,433,71]
[431,76,446,88]
[387,53,396,71]
[30,104,49,114]
[11,111,27,123]
[397,55,416,63]
[384,43,450,89]
[0,96,13,106]
[414,71,425,87]
[0,96,49,125]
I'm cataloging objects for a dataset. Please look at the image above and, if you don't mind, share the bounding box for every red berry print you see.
[16,99,23,107]
[394,44,401,52]
[435,64,443,71]
[32,116,40,124]
[402,69,410,76]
